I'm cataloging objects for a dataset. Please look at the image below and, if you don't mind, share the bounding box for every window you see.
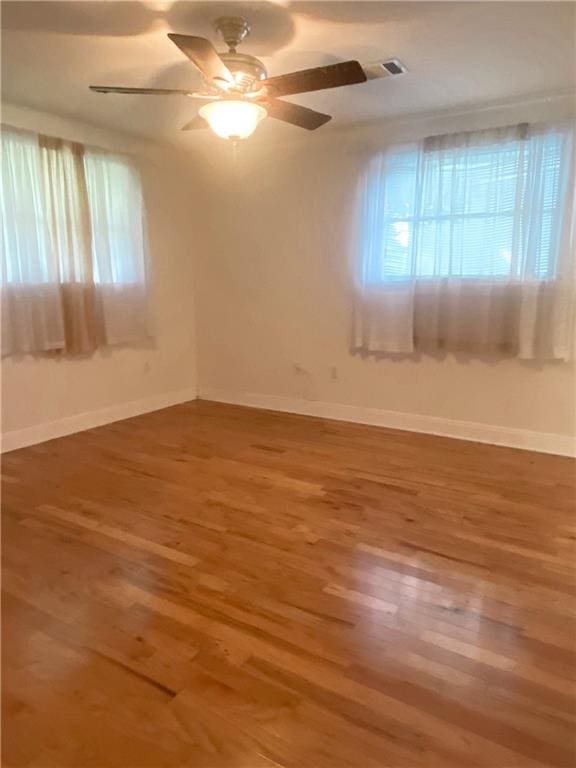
[1,127,149,355]
[361,123,572,284]
[354,121,575,360]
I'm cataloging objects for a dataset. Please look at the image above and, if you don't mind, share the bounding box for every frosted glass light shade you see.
[199,100,267,140]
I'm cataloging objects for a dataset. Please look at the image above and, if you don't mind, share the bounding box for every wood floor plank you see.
[2,400,575,767]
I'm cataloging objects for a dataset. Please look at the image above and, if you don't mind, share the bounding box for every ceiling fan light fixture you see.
[199,99,267,140]
[90,19,371,137]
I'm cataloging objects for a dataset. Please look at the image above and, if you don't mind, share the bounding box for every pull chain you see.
[231,138,239,169]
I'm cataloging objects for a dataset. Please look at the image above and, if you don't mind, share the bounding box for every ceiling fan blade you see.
[167,34,232,86]
[261,60,366,98]
[181,116,208,131]
[265,99,332,130]
[90,86,194,95]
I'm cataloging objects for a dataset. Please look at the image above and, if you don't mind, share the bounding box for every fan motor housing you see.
[219,52,267,92]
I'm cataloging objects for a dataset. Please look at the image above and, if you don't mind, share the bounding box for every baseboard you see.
[5,384,573,457]
[199,387,576,457]
[1,387,198,453]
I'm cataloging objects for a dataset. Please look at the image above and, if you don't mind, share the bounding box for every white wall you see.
[195,94,576,454]
[1,104,200,449]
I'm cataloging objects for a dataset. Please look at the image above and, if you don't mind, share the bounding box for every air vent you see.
[363,58,408,80]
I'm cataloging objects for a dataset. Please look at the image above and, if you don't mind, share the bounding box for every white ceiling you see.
[2,1,575,146]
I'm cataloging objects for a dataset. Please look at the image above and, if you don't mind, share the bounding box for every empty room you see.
[1,1,575,766]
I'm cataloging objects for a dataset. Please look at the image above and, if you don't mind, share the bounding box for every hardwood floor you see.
[2,400,575,767]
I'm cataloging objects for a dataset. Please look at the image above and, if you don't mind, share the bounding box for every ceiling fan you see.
[90,16,368,141]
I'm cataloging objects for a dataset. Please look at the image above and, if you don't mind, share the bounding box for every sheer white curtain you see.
[84,147,149,346]
[1,126,149,356]
[353,122,576,360]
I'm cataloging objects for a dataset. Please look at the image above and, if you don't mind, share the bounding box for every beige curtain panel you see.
[1,127,149,356]
[353,122,576,361]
